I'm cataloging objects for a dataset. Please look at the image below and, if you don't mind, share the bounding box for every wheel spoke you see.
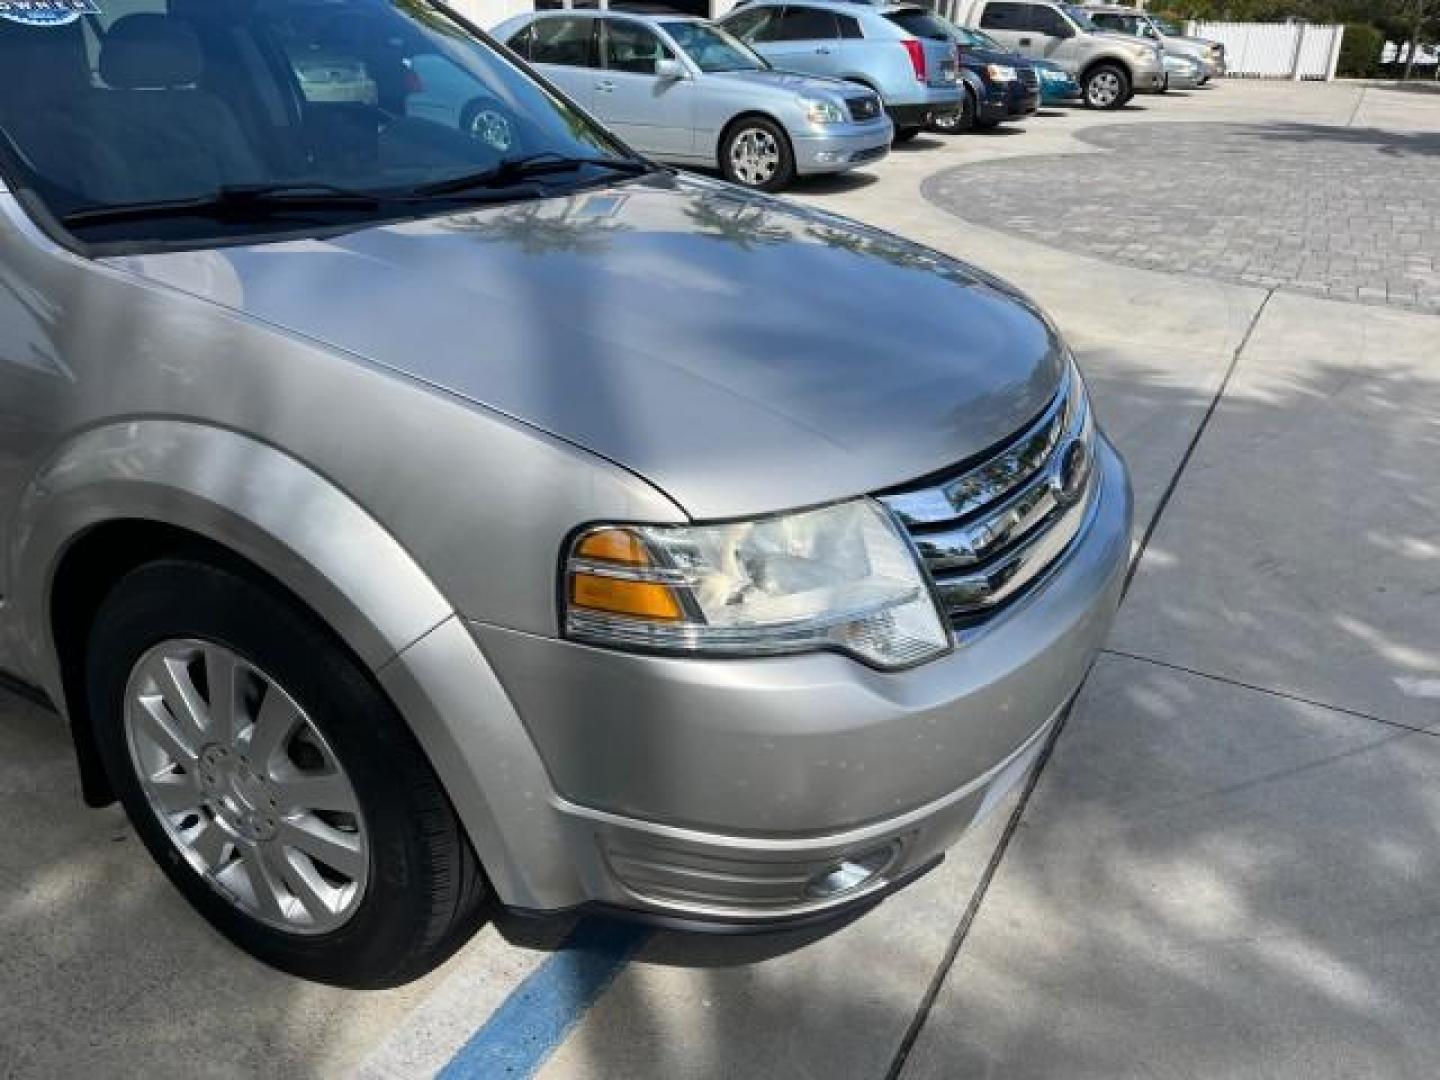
[247,684,300,770]
[188,819,233,870]
[273,846,337,922]
[132,694,201,767]
[272,770,358,816]
[239,845,291,923]
[204,646,241,745]
[148,652,210,747]
[280,817,365,881]
[148,772,203,816]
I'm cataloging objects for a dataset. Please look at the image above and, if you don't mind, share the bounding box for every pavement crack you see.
[884,288,1278,1080]
[1346,85,1369,127]
[1122,288,1274,599]
[1100,647,1437,738]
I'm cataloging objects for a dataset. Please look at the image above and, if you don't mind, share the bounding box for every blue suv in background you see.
[721,1,962,141]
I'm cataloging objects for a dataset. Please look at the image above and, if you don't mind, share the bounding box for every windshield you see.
[958,26,1005,50]
[0,0,640,248]
[661,20,767,72]
[1060,5,1098,31]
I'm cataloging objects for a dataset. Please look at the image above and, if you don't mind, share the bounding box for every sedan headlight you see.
[984,63,1018,82]
[564,500,950,669]
[803,98,847,124]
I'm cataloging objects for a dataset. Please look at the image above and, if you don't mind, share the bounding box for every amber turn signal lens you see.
[571,573,683,620]
[576,528,650,567]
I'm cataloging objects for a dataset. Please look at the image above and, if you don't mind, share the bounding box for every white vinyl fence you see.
[1187,21,1345,81]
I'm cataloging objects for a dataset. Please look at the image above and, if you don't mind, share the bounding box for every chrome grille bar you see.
[878,368,1095,629]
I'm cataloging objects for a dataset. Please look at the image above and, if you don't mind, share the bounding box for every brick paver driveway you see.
[923,121,1440,312]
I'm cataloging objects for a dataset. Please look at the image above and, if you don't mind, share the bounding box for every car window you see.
[978,2,1028,31]
[600,19,674,74]
[661,20,768,72]
[1029,5,1072,36]
[720,7,770,39]
[1059,4,1097,31]
[884,9,954,41]
[837,13,863,38]
[0,0,634,250]
[774,6,839,41]
[528,15,598,67]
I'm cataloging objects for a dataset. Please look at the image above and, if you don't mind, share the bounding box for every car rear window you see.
[884,9,953,41]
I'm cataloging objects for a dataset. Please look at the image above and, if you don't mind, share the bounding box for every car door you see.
[975,1,1030,54]
[758,5,843,77]
[512,15,600,114]
[1019,3,1075,62]
[594,17,697,159]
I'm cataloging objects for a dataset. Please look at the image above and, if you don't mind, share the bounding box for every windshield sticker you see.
[0,0,99,27]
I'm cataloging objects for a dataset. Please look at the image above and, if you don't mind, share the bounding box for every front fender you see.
[11,419,575,906]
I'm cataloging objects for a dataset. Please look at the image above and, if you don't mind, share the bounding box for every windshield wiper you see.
[61,183,389,227]
[410,154,654,198]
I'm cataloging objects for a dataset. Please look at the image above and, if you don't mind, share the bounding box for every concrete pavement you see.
[2,79,1437,1079]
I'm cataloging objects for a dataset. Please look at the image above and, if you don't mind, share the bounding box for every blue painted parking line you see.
[437,918,652,1080]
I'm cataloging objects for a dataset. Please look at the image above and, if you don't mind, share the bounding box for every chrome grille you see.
[878,369,1096,632]
[1018,65,1039,89]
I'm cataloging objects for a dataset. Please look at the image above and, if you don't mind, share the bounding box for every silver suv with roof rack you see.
[1082,5,1226,82]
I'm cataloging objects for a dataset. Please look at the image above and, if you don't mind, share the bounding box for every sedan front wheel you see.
[721,117,795,192]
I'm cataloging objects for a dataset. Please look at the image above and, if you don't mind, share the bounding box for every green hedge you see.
[1337,23,1383,77]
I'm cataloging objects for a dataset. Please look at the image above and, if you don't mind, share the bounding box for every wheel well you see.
[51,520,288,807]
[717,111,790,168]
[1081,58,1132,86]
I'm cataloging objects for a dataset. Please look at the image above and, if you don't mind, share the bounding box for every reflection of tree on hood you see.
[683,193,793,251]
[440,195,631,256]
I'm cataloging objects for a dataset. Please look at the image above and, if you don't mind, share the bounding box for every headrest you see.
[100,14,202,89]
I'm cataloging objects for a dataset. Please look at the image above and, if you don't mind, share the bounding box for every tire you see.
[720,116,795,192]
[1082,64,1130,109]
[931,90,974,134]
[893,126,924,144]
[87,557,487,988]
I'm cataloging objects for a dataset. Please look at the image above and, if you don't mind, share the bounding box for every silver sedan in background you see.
[494,11,893,191]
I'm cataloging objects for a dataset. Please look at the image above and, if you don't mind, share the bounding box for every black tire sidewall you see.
[88,558,480,988]
[721,117,795,192]
[1084,64,1130,109]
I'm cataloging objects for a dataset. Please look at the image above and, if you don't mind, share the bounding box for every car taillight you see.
[902,39,927,82]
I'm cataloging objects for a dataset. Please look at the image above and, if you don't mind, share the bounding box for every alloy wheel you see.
[123,640,369,935]
[729,126,781,187]
[1087,71,1122,108]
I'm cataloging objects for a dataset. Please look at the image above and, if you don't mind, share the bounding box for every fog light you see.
[813,150,844,164]
[804,844,897,899]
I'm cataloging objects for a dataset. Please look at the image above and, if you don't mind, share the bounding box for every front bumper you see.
[466,438,1132,926]
[792,120,894,175]
[979,84,1040,122]
[1132,64,1167,92]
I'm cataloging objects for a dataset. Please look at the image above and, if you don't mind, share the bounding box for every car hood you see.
[960,45,1031,67]
[105,173,1064,520]
[711,68,860,99]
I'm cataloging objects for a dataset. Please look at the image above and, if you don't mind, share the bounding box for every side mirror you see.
[655,58,690,80]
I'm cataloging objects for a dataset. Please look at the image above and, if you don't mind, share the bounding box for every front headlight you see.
[564,499,950,669]
[984,63,1017,82]
[803,98,847,124]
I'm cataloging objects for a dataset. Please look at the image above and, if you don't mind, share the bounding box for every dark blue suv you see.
[881,8,1039,131]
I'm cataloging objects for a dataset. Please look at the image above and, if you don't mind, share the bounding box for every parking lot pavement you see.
[4,80,1438,1079]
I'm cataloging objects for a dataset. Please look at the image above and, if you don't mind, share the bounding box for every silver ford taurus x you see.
[0,0,1131,988]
